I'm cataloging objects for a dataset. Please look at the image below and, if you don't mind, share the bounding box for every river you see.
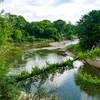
[8,40,100,100]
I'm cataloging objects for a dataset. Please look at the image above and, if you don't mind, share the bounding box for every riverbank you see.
[66,43,100,69]
[49,40,71,47]
[14,40,54,47]
[2,39,72,55]
[85,57,100,69]
[19,91,55,100]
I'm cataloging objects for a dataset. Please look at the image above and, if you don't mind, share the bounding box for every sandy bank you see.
[85,57,100,69]
[49,40,71,47]
[66,49,100,69]
[18,91,51,100]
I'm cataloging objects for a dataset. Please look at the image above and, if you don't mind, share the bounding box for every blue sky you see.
[0,0,100,24]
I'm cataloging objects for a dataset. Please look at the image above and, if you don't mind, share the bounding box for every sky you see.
[0,0,100,24]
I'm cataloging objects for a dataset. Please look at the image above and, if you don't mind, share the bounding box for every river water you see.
[8,40,100,100]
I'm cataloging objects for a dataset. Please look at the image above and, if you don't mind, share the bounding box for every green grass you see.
[67,43,83,55]
[67,43,100,60]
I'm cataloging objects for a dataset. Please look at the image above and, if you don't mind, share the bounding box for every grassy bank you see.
[67,43,100,60]
[67,44,83,55]
[67,44,100,95]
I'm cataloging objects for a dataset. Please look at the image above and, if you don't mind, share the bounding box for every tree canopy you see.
[77,10,100,49]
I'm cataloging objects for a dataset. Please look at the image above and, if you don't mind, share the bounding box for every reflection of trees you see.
[6,48,26,67]
[19,66,67,99]
[75,64,100,96]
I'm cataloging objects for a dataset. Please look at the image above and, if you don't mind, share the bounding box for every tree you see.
[8,14,27,29]
[40,20,51,28]
[53,19,66,34]
[14,30,22,42]
[0,12,19,100]
[44,27,62,41]
[0,12,13,47]
[77,10,100,49]
[64,22,76,40]
[8,14,27,41]
[44,27,57,38]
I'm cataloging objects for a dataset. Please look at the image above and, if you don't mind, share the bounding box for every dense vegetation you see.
[0,11,75,99]
[0,9,100,100]
[67,43,100,60]
[0,11,76,43]
[67,10,100,59]
[75,65,100,96]
[77,10,100,50]
[1,9,100,49]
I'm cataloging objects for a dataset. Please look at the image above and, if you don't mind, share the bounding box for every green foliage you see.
[15,59,74,82]
[0,13,20,99]
[53,19,66,34]
[67,43,100,60]
[67,43,83,54]
[64,22,76,40]
[0,13,13,47]
[77,10,100,49]
[0,12,77,42]
[40,20,51,28]
[77,48,100,60]
[75,65,100,95]
[76,73,100,95]
[44,27,61,41]
[0,55,19,100]
[8,14,27,29]
[14,29,22,42]
[23,36,36,42]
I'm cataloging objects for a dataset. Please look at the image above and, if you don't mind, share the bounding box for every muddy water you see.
[8,40,100,100]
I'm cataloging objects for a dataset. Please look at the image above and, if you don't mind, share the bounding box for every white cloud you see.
[0,0,100,24]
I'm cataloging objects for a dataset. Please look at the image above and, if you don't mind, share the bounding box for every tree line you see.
[0,10,100,49]
[0,10,77,47]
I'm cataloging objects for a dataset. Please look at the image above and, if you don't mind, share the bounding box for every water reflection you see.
[20,63,100,100]
[20,59,83,100]
[75,64,100,98]
[7,39,100,100]
[8,48,67,74]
